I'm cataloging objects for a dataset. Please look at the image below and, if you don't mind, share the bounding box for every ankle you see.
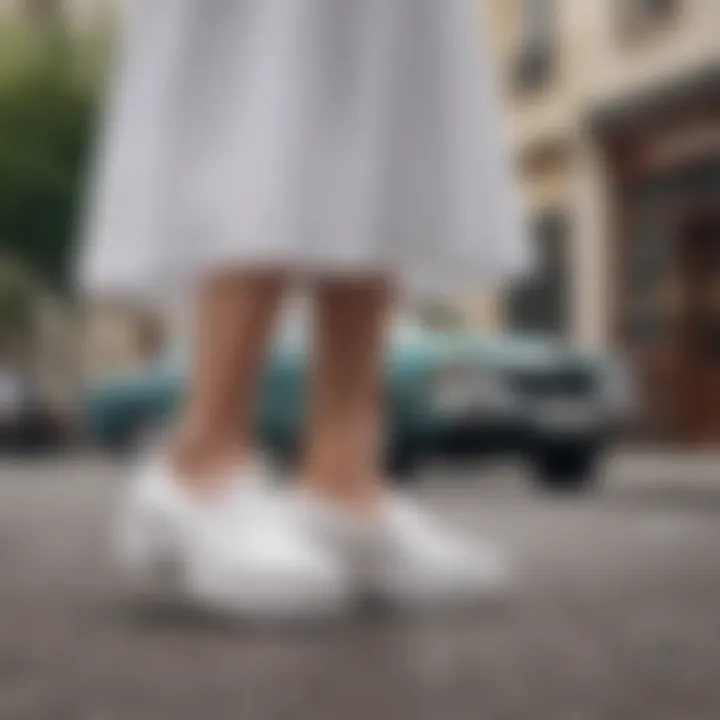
[301,477,384,517]
[168,440,249,492]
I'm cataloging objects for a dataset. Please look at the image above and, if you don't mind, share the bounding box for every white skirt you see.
[81,0,530,300]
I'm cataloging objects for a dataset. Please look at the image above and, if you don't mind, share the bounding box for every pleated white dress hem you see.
[80,0,530,303]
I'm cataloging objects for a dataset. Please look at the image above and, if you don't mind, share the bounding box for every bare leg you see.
[170,272,286,490]
[119,272,355,619]
[302,277,392,513]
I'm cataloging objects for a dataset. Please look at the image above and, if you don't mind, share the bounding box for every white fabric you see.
[81,0,529,300]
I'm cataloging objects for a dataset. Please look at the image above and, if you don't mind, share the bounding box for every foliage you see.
[0,23,102,294]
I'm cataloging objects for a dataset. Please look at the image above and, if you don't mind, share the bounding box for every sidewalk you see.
[0,452,719,719]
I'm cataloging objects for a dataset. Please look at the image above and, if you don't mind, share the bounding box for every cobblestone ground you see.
[0,452,719,720]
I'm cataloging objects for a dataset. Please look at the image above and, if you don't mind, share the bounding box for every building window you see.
[618,0,680,36]
[506,212,570,335]
[513,0,557,94]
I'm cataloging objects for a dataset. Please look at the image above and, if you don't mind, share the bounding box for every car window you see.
[0,372,24,412]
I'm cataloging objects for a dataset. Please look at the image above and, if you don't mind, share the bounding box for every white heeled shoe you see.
[292,491,510,610]
[114,458,351,621]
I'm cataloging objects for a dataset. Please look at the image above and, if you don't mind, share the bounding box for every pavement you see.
[0,451,719,719]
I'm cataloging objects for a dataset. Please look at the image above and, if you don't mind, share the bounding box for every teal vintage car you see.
[83,319,632,490]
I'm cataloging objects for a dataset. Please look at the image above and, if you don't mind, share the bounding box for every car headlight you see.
[434,364,515,414]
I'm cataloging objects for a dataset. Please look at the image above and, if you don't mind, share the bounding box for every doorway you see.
[677,214,720,444]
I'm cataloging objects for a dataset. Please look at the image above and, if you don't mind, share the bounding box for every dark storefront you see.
[593,67,720,444]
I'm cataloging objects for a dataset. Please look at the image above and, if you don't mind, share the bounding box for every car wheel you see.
[531,442,601,492]
[386,442,418,484]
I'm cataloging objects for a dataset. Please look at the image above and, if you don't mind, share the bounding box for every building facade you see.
[490,0,720,443]
[6,0,719,441]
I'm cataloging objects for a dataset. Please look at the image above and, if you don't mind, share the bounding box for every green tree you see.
[0,26,99,294]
